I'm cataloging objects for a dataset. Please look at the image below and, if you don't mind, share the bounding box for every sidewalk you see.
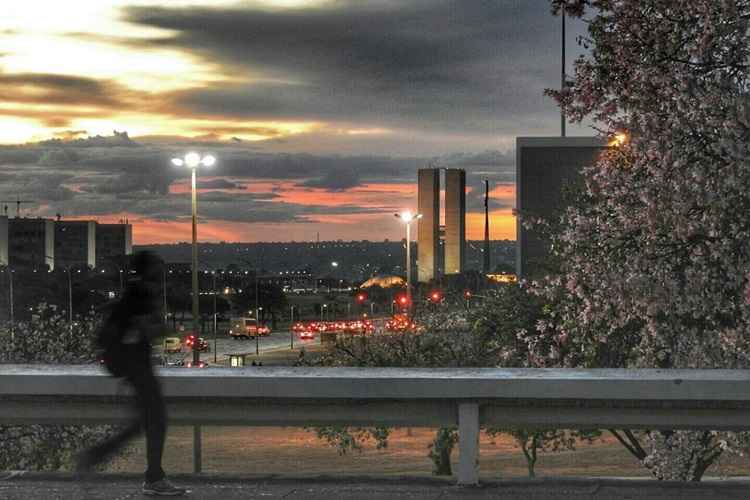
[1,473,749,499]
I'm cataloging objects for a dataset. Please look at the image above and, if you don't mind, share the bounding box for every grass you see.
[105,427,750,479]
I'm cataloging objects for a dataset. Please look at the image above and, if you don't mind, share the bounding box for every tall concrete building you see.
[417,169,440,283]
[416,168,467,282]
[444,168,466,275]
[0,216,8,266]
[516,137,607,278]
[96,223,133,267]
[8,218,55,270]
[55,220,96,269]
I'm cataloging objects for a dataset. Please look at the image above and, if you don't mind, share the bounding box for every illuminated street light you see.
[610,132,628,147]
[171,152,215,366]
[395,211,422,311]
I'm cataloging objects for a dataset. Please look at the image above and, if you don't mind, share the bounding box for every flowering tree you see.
[0,305,129,471]
[305,285,598,477]
[527,0,750,480]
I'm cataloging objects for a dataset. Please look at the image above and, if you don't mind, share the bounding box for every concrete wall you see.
[54,220,96,269]
[417,169,440,283]
[516,137,606,278]
[444,169,466,275]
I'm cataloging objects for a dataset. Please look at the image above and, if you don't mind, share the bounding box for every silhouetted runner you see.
[76,251,187,496]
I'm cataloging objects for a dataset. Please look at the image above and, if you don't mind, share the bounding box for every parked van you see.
[229,317,258,339]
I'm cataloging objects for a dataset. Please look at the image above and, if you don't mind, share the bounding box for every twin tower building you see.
[416,168,466,283]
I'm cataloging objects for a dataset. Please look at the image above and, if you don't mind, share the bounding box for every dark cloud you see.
[0,147,41,165]
[0,72,125,107]
[466,181,514,211]
[211,151,423,184]
[38,149,80,166]
[123,0,587,133]
[301,168,361,191]
[196,178,244,190]
[39,130,139,148]
[0,132,515,225]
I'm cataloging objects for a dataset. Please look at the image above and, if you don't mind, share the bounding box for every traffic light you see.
[356,292,367,303]
[397,294,409,306]
[464,290,472,299]
[429,291,442,303]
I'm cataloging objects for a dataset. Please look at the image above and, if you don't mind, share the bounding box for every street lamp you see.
[290,305,295,350]
[212,271,217,363]
[2,268,14,341]
[172,152,215,366]
[395,211,422,311]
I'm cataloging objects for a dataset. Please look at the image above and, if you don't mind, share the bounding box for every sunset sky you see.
[0,0,590,244]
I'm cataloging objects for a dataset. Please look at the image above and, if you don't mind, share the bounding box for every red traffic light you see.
[397,295,409,305]
[356,293,367,303]
[464,290,472,299]
[429,291,442,302]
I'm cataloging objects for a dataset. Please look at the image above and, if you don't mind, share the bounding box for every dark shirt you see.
[98,278,159,370]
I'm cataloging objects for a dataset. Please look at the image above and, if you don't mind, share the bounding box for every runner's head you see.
[130,250,163,283]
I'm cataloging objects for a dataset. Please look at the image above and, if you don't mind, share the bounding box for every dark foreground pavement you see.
[1,473,749,499]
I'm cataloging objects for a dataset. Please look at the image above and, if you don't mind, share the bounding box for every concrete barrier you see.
[2,365,750,485]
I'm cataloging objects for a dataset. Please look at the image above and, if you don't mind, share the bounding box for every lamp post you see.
[212,271,217,363]
[67,268,73,332]
[162,267,168,325]
[329,261,338,294]
[290,305,295,350]
[172,152,215,366]
[3,268,14,342]
[395,211,422,312]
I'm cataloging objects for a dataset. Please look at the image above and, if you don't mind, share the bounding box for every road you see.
[157,330,320,364]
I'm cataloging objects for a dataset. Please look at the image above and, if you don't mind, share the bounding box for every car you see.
[257,324,271,336]
[299,330,315,340]
[183,360,209,368]
[163,337,182,353]
[184,335,210,352]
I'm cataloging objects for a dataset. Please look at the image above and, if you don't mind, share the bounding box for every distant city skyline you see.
[0,1,591,244]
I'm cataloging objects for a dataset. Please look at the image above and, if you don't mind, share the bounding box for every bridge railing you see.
[2,365,750,485]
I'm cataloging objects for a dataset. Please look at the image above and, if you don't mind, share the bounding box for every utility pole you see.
[483,180,491,275]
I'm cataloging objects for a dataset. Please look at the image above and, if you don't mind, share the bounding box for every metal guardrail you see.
[2,365,750,485]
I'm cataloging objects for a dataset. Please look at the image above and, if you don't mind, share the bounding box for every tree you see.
[0,305,131,471]
[232,279,287,329]
[528,0,750,480]
[304,284,598,477]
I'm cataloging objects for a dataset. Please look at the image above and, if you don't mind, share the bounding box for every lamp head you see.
[398,211,413,223]
[184,152,201,168]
